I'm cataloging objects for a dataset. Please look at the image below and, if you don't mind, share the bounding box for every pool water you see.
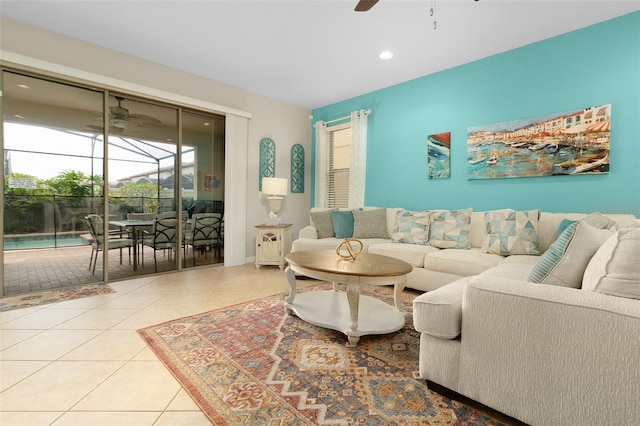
[4,235,90,250]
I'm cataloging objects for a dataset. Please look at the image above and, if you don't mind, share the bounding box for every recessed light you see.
[379,50,394,60]
[203,122,211,126]
[17,84,30,89]
[13,114,25,119]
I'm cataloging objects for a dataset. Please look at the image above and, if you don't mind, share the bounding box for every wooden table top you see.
[286,250,412,277]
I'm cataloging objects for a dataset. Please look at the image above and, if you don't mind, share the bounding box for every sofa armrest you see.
[459,275,640,425]
[299,225,318,239]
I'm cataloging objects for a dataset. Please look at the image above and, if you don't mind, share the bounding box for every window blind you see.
[327,125,351,208]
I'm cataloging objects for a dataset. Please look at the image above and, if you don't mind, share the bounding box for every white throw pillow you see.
[582,228,640,299]
[527,221,613,288]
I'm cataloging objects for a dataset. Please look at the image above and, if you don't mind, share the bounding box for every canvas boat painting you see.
[467,104,611,180]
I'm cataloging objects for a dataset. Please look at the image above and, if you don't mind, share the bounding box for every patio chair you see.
[142,213,186,272]
[84,214,134,275]
[184,212,223,266]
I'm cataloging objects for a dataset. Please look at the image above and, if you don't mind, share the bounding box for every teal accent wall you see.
[311,12,640,216]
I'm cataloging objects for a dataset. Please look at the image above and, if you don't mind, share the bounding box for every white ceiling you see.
[1,0,639,110]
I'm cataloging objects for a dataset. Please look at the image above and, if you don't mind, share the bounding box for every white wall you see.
[0,17,312,263]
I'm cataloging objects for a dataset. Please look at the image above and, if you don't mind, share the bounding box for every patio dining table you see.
[109,220,154,271]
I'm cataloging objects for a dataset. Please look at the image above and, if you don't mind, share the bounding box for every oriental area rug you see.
[0,283,115,311]
[138,283,512,425]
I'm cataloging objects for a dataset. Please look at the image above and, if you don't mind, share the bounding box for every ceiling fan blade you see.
[355,0,379,12]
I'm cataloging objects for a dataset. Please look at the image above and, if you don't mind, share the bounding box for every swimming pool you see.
[4,234,90,250]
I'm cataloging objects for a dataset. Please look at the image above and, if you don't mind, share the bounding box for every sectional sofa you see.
[291,207,640,425]
[292,207,637,292]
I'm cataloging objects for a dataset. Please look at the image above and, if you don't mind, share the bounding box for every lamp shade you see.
[262,177,288,196]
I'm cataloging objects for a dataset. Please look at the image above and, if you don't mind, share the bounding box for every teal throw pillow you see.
[557,219,577,238]
[331,210,354,239]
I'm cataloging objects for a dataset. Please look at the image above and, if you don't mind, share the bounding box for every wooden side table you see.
[255,223,292,269]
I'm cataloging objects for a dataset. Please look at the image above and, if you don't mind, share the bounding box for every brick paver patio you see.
[3,244,221,296]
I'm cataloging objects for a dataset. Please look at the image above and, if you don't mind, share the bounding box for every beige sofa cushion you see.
[291,237,389,253]
[368,242,439,267]
[583,228,640,299]
[413,277,468,338]
[479,263,535,281]
[424,248,504,277]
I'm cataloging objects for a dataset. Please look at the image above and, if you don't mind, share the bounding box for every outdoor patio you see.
[3,244,221,296]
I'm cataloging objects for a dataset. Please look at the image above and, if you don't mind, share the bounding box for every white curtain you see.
[314,109,370,208]
[349,109,369,208]
[314,120,328,208]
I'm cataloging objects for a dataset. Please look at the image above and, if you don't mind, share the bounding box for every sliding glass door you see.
[107,95,180,277]
[182,110,225,268]
[2,71,106,294]
[1,70,225,296]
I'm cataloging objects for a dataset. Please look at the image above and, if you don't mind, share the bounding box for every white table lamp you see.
[262,177,288,224]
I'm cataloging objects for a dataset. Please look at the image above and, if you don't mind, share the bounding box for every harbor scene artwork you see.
[467,104,611,180]
[427,132,451,179]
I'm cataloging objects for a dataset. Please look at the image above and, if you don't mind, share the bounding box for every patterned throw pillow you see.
[391,210,431,245]
[482,209,541,255]
[429,208,472,249]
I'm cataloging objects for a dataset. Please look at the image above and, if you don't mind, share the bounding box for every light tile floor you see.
[0,263,315,425]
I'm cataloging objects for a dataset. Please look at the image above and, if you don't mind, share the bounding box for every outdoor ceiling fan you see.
[86,96,162,135]
[109,96,131,129]
[108,96,161,130]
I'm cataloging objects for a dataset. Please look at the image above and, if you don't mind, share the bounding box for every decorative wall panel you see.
[290,144,305,193]
[259,137,275,190]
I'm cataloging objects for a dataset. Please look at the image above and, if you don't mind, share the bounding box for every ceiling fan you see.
[355,0,479,13]
[108,96,161,130]
[87,96,162,134]
[355,0,379,12]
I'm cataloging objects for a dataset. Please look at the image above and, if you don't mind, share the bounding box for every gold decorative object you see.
[336,238,363,261]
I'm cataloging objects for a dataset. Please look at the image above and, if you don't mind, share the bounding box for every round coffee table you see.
[284,250,412,346]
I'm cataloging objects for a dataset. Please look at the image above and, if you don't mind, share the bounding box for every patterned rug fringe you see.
[0,284,115,311]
